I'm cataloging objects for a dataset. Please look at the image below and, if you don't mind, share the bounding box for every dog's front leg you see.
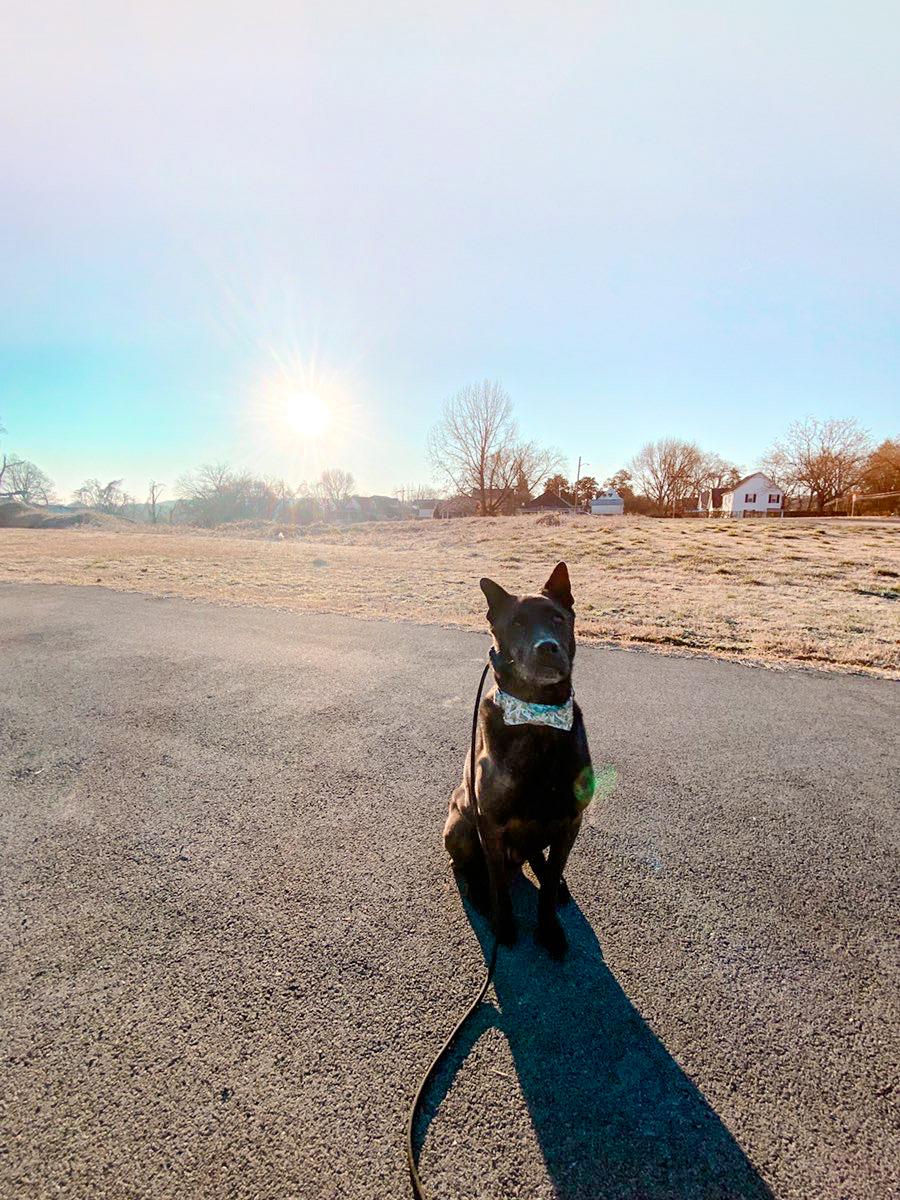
[536,820,580,958]
[481,826,516,946]
[527,852,572,906]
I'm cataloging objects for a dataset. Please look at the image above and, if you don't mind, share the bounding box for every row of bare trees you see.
[610,419,896,516]
[5,404,896,527]
[624,441,742,515]
[71,477,131,513]
[422,383,746,517]
[173,464,359,527]
[424,382,896,519]
[761,418,887,511]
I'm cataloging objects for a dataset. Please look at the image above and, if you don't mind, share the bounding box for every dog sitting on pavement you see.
[443,562,594,958]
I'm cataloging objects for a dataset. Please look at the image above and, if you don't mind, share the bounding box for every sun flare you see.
[248,352,363,475]
[283,390,331,439]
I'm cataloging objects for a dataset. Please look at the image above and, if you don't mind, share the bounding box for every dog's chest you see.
[495,732,582,821]
[502,814,569,860]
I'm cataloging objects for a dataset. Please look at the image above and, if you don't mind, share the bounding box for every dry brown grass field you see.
[2,516,898,677]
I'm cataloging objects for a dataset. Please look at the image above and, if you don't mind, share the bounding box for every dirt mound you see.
[0,502,132,530]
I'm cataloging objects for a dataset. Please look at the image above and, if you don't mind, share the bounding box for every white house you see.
[590,488,625,517]
[721,472,783,518]
[415,498,439,519]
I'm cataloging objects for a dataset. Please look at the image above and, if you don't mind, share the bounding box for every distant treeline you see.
[2,406,898,525]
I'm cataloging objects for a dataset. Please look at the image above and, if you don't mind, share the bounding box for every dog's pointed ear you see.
[480,577,513,620]
[542,561,574,610]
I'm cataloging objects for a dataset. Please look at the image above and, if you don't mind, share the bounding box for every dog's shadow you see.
[417,875,772,1199]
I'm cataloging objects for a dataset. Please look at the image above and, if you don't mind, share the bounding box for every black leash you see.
[405,659,498,1200]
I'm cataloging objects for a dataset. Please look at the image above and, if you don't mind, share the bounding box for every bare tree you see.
[4,459,55,505]
[319,468,355,511]
[72,478,127,513]
[603,468,656,515]
[175,462,289,526]
[763,418,872,511]
[266,477,296,511]
[0,418,23,499]
[178,461,232,496]
[628,439,704,515]
[394,483,443,503]
[175,462,233,525]
[147,480,164,524]
[0,455,12,497]
[428,380,561,515]
[515,441,564,500]
[695,453,742,492]
[428,380,516,515]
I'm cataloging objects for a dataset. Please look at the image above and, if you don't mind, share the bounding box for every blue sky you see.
[1,1,898,501]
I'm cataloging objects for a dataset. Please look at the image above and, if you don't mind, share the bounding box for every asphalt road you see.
[1,584,897,1200]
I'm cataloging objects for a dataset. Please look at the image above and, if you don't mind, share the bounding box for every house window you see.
[769,493,780,504]
[745,493,756,503]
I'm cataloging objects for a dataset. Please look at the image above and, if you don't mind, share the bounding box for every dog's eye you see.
[552,613,564,623]
[512,615,525,628]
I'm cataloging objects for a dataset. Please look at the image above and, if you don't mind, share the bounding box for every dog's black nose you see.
[535,639,561,657]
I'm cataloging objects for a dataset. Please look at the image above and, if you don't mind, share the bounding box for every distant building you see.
[720,473,783,518]
[522,489,575,513]
[414,498,439,519]
[699,487,726,513]
[434,495,477,518]
[342,495,417,521]
[467,487,520,516]
[589,488,624,517]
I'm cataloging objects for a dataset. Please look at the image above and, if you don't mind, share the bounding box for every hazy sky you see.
[2,1,898,500]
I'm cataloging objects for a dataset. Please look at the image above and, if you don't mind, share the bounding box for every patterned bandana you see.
[494,689,574,731]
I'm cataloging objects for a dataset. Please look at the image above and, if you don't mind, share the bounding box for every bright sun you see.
[283,390,331,439]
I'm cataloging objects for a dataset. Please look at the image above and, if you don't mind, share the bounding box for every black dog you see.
[443,562,594,958]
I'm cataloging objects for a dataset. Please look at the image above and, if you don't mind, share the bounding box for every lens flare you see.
[283,390,331,439]
[242,342,369,484]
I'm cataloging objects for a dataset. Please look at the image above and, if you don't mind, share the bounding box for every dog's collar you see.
[494,689,574,731]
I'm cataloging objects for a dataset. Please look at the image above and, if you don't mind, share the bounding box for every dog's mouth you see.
[493,644,571,687]
[529,661,570,684]
[521,649,571,685]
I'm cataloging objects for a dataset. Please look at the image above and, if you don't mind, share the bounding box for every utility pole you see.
[574,457,589,507]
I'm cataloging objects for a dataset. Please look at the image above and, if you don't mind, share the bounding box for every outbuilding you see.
[590,488,624,517]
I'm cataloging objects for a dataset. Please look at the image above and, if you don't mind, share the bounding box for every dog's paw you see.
[537,917,568,960]
[557,877,572,907]
[495,916,518,947]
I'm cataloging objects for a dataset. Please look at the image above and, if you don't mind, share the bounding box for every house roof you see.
[523,490,574,511]
[700,488,725,508]
[722,472,777,495]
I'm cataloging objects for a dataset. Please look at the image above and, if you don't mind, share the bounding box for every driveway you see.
[1,584,897,1199]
